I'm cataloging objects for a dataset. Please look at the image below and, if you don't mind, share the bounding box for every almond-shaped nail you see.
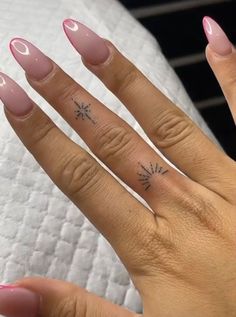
[10,38,53,80]
[63,19,110,65]
[0,285,40,317]
[203,16,233,56]
[0,72,34,116]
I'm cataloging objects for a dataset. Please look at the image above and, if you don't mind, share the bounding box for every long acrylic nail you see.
[0,72,34,116]
[10,38,53,80]
[203,16,233,56]
[0,285,40,317]
[63,19,110,65]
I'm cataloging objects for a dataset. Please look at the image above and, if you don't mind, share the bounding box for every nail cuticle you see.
[83,42,113,68]
[208,43,233,59]
[97,41,113,66]
[26,61,57,84]
[4,102,35,120]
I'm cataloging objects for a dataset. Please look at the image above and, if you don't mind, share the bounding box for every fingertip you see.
[201,16,233,57]
[0,285,40,317]
[0,72,34,118]
[62,18,110,65]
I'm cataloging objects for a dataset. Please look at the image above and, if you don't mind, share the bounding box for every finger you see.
[203,16,236,124]
[9,38,188,210]
[62,19,236,203]
[0,277,139,317]
[0,72,155,272]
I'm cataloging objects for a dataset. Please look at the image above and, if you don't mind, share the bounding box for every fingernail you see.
[203,16,233,56]
[10,38,53,80]
[0,72,34,116]
[63,19,110,65]
[0,285,40,317]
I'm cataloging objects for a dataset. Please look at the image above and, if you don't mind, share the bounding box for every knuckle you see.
[59,82,79,105]
[94,125,134,162]
[51,295,85,317]
[145,223,177,262]
[130,220,178,277]
[59,153,101,198]
[27,116,56,151]
[45,71,79,105]
[150,109,194,149]
[112,63,139,96]
[196,201,224,236]
[178,191,224,236]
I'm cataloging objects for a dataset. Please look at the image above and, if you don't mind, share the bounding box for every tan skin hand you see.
[1,21,236,317]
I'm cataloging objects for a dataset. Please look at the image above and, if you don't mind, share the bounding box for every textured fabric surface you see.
[0,0,219,313]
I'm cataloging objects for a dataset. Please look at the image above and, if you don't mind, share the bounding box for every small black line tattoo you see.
[138,173,150,179]
[137,161,169,191]
[155,163,159,173]
[150,162,154,174]
[85,113,96,124]
[72,98,96,125]
[162,169,169,175]
[140,163,152,176]
[76,113,82,118]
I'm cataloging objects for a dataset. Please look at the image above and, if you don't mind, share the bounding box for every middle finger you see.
[9,38,188,211]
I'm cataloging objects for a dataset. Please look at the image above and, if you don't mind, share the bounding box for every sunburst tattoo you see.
[72,98,96,125]
[137,162,169,191]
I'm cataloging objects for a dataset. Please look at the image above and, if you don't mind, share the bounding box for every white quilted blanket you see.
[0,0,219,313]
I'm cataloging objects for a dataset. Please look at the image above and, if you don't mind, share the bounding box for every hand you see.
[0,16,235,317]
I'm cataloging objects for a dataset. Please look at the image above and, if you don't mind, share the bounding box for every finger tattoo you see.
[137,162,168,191]
[72,98,96,125]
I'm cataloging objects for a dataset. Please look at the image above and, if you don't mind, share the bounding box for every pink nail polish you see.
[0,72,34,116]
[0,285,18,289]
[10,38,53,80]
[0,285,40,317]
[203,16,232,56]
[63,19,110,65]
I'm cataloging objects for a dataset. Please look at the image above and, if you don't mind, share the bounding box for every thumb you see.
[0,277,140,317]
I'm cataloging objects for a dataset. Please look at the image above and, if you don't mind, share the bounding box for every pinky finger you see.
[203,16,236,124]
